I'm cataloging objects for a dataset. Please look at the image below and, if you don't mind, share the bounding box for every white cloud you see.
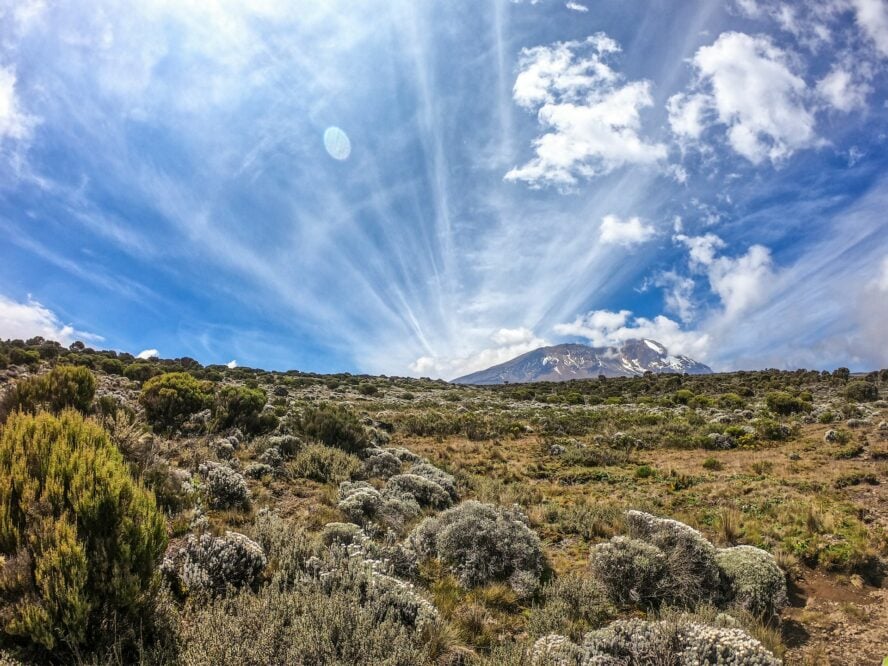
[599,214,656,246]
[136,348,159,359]
[874,255,888,292]
[816,65,871,112]
[707,244,774,318]
[851,0,888,57]
[655,271,698,323]
[677,233,774,318]
[0,66,35,141]
[409,326,549,379]
[507,33,666,188]
[675,233,725,267]
[226,359,238,368]
[565,2,589,12]
[675,32,819,164]
[667,92,709,141]
[554,309,711,359]
[0,294,99,345]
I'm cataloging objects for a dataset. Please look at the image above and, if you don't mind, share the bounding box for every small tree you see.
[0,365,95,421]
[299,404,368,454]
[844,380,878,403]
[0,410,167,653]
[139,372,213,431]
[213,385,267,433]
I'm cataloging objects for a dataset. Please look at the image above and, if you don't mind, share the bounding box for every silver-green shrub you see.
[624,510,720,605]
[361,449,402,479]
[716,545,788,617]
[588,536,667,606]
[409,500,544,597]
[384,473,452,509]
[408,461,458,501]
[161,531,266,597]
[202,462,250,509]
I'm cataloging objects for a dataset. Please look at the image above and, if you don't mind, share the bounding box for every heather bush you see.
[160,531,267,598]
[201,462,251,510]
[409,500,544,597]
[258,445,283,468]
[716,546,787,618]
[533,618,779,665]
[0,365,95,421]
[212,384,267,433]
[385,473,452,509]
[588,536,668,607]
[408,461,458,500]
[765,391,811,416]
[527,572,614,640]
[361,448,402,479]
[844,380,878,402]
[299,403,369,454]
[0,410,166,653]
[290,444,360,483]
[176,560,443,665]
[139,372,213,432]
[123,362,159,383]
[338,482,385,524]
[266,434,302,457]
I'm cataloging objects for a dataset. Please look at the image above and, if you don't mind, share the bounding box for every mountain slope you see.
[452,339,712,385]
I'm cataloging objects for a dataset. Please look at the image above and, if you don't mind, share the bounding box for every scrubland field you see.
[1,339,886,665]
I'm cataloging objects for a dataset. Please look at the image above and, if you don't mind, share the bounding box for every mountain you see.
[452,339,712,385]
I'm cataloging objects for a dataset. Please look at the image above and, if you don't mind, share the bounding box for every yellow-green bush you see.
[212,384,267,434]
[0,410,167,653]
[0,365,96,421]
[139,372,213,431]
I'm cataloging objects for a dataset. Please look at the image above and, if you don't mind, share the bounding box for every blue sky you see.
[1,0,887,377]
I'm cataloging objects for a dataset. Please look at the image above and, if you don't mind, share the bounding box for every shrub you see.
[765,391,811,415]
[299,403,369,454]
[589,536,668,606]
[702,457,723,471]
[123,363,159,383]
[360,449,402,479]
[7,348,39,366]
[844,380,878,402]
[267,434,302,458]
[202,463,251,510]
[716,545,787,618]
[212,384,267,433]
[409,500,544,597]
[338,482,385,525]
[0,410,166,653]
[0,365,95,420]
[175,552,443,666]
[161,531,266,598]
[528,572,614,640]
[623,510,720,606]
[139,372,213,431]
[290,444,360,483]
[385,473,452,509]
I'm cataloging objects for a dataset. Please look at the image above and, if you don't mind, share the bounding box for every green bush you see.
[299,404,368,454]
[123,363,159,383]
[0,410,167,653]
[844,380,878,403]
[290,444,360,483]
[7,348,40,366]
[98,357,125,375]
[213,384,267,433]
[765,392,811,415]
[139,372,213,431]
[0,365,96,421]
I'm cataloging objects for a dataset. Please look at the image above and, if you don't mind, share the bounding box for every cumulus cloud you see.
[0,294,99,345]
[874,255,888,292]
[671,32,819,164]
[851,0,888,57]
[554,309,711,359]
[565,2,588,12]
[409,326,549,379]
[0,66,35,142]
[676,233,775,318]
[654,270,697,323]
[226,359,238,368]
[816,65,872,111]
[136,348,159,359]
[506,33,666,188]
[599,214,656,246]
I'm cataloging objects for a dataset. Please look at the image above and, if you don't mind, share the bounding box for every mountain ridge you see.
[452,338,712,385]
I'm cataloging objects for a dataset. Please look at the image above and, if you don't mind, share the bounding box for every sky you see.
[0,0,887,378]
